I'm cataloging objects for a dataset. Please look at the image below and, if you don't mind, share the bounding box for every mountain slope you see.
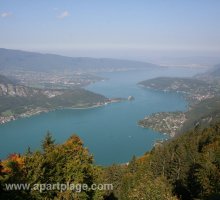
[209,64,220,76]
[195,63,220,84]
[0,74,108,123]
[0,74,15,85]
[139,77,218,105]
[0,48,159,72]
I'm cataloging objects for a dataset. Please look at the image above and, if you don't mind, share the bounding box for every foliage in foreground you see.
[103,122,220,200]
[0,133,105,200]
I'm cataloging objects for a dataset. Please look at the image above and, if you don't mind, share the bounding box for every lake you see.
[0,67,204,165]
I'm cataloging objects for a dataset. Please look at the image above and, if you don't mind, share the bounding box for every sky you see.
[0,0,220,62]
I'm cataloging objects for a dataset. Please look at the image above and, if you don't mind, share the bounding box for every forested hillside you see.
[104,122,220,200]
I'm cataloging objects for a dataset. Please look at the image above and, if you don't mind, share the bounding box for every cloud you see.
[1,12,12,18]
[57,11,70,19]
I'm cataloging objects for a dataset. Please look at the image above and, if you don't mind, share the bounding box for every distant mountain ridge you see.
[207,63,220,76]
[195,63,220,82]
[0,48,159,72]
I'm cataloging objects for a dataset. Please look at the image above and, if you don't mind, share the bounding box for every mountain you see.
[0,48,159,72]
[0,74,108,124]
[151,56,220,67]
[0,74,15,85]
[180,96,220,133]
[206,63,220,77]
[0,74,37,97]
[195,63,220,83]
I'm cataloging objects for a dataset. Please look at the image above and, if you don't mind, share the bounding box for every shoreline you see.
[0,105,102,125]
[0,98,126,125]
[137,84,190,137]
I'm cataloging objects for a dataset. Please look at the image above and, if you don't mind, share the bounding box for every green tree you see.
[41,131,55,152]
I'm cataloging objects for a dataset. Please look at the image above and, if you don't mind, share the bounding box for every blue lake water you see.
[0,67,204,165]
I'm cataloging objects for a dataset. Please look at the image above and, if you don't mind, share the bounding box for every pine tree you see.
[42,131,55,152]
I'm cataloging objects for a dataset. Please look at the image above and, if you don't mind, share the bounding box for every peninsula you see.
[0,74,125,124]
[138,65,220,136]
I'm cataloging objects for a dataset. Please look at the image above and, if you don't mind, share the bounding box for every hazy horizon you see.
[1,0,220,66]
